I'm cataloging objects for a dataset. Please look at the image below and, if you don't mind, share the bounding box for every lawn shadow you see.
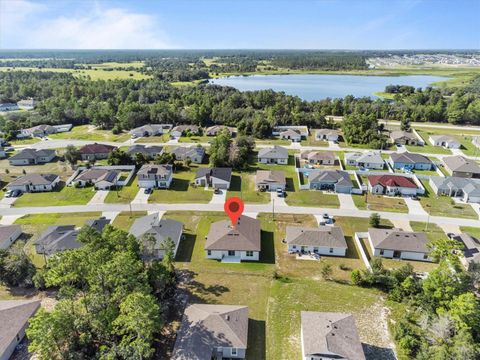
[345,236,361,260]
[259,230,275,264]
[175,233,196,262]
[247,319,266,360]
[229,175,242,191]
[362,343,396,360]
[171,178,190,191]
[285,177,295,192]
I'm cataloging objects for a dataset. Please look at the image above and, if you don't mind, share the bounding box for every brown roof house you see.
[286,226,347,257]
[366,228,431,262]
[0,300,41,360]
[0,225,22,250]
[301,311,366,360]
[205,215,261,262]
[172,304,249,360]
[79,143,116,161]
[72,168,119,190]
[301,151,336,165]
[443,155,480,178]
[390,130,420,145]
[255,170,286,191]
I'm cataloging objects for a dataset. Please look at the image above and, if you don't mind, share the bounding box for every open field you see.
[227,173,270,204]
[419,180,477,219]
[353,194,408,213]
[0,66,150,80]
[12,183,95,207]
[136,134,171,143]
[49,125,131,142]
[0,157,74,181]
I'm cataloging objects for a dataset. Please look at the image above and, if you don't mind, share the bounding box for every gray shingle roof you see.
[129,213,183,251]
[258,145,289,159]
[255,170,286,185]
[390,152,432,164]
[301,311,365,360]
[172,304,248,360]
[9,148,55,161]
[195,167,232,182]
[286,226,347,249]
[34,225,79,255]
[443,156,480,174]
[75,169,118,183]
[0,300,41,357]
[390,130,417,141]
[8,173,58,187]
[172,146,205,159]
[84,218,110,232]
[308,170,352,187]
[126,144,163,157]
[137,164,172,177]
[430,176,480,196]
[205,215,261,251]
[0,225,21,248]
[453,233,480,265]
[368,228,429,253]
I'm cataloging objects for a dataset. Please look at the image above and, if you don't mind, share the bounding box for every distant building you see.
[0,103,19,112]
[367,228,431,261]
[286,225,347,257]
[7,173,60,193]
[315,129,340,142]
[17,98,37,110]
[194,167,232,189]
[443,155,480,178]
[137,164,173,189]
[205,125,235,136]
[429,135,461,149]
[257,145,289,164]
[9,148,56,165]
[170,125,200,138]
[130,124,172,138]
[79,143,116,161]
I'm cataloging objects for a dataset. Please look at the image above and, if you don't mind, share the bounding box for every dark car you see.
[144,188,153,194]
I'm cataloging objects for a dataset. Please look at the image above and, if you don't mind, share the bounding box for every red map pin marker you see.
[224,197,244,228]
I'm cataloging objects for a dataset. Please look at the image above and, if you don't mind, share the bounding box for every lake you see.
[208,74,448,101]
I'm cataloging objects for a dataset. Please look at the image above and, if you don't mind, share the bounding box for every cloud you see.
[0,0,172,49]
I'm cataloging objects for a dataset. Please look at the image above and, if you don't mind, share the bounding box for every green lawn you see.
[178,135,211,144]
[419,180,478,219]
[227,172,270,204]
[460,226,480,239]
[10,137,41,145]
[104,178,139,203]
[0,158,74,181]
[136,134,171,143]
[300,134,329,147]
[410,221,448,242]
[405,130,452,155]
[457,135,480,157]
[148,166,213,204]
[111,211,148,231]
[255,138,291,146]
[352,194,409,213]
[285,191,340,208]
[49,125,130,142]
[13,183,95,207]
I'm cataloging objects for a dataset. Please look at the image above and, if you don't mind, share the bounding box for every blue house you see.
[389,152,433,171]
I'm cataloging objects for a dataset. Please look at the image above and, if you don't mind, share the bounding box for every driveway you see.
[404,197,428,215]
[101,211,120,222]
[437,223,461,235]
[209,189,227,204]
[272,191,287,206]
[88,190,109,205]
[338,193,356,210]
[0,196,18,208]
[0,215,23,225]
[131,188,151,204]
[390,220,413,231]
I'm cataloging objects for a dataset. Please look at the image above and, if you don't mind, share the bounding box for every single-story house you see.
[172,304,248,360]
[308,170,353,194]
[129,124,172,138]
[7,173,60,193]
[0,103,19,112]
[172,146,205,163]
[205,125,235,136]
[429,176,480,203]
[79,143,116,161]
[0,300,41,360]
[9,148,56,165]
[170,125,200,138]
[368,174,419,196]
[443,155,480,178]
[255,170,286,191]
[72,168,119,190]
[452,233,480,271]
[137,164,173,189]
[429,135,461,149]
[0,225,22,250]
[257,145,289,164]
[205,215,261,262]
[17,98,36,110]
[345,151,384,169]
[126,144,163,159]
[389,152,433,170]
[301,151,336,165]
[272,125,308,138]
[367,228,431,261]
[34,217,111,256]
[301,311,366,360]
[390,130,420,145]
[286,226,347,256]
[279,128,302,142]
[194,168,232,189]
[129,213,183,259]
[20,124,56,138]
[315,129,340,142]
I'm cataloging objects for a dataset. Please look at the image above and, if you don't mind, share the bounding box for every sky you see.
[0,0,479,50]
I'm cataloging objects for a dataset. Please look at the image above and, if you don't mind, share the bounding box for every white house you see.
[7,174,60,193]
[286,226,347,257]
[367,174,421,196]
[315,129,340,142]
[257,145,289,164]
[0,225,22,250]
[255,170,286,191]
[130,124,172,138]
[429,135,461,149]
[137,164,173,189]
[345,151,384,169]
[279,128,302,142]
[172,146,205,163]
[367,228,432,261]
[272,125,308,138]
[72,168,119,190]
[194,168,232,189]
[205,215,261,262]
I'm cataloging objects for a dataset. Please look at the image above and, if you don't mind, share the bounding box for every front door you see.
[393,251,401,258]
[228,250,235,256]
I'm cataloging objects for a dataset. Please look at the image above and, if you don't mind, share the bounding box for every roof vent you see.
[225,315,230,321]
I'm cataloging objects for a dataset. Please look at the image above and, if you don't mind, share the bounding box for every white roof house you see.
[345,151,384,169]
[429,135,461,149]
[286,226,347,256]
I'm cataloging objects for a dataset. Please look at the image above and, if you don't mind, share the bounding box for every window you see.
[246,251,253,257]
[228,250,235,256]
[313,247,319,253]
[231,348,237,356]
[292,245,296,249]
[380,249,384,255]
[207,250,211,256]
[329,248,333,253]
[423,254,428,259]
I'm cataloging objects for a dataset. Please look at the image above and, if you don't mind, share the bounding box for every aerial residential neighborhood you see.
[0,1,479,360]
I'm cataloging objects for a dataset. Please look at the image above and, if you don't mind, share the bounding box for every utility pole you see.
[272,198,275,221]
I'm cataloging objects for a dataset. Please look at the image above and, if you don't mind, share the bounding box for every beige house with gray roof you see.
[429,135,461,149]
[257,145,289,164]
[0,225,22,250]
[205,215,261,262]
[367,228,431,261]
[443,155,480,178]
[286,226,347,256]
[172,304,249,360]
[255,170,286,191]
[390,130,420,145]
[301,311,365,360]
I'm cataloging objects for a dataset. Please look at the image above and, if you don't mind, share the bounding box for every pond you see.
[208,74,448,101]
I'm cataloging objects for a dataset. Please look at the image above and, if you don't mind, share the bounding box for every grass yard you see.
[0,158,73,181]
[9,137,41,145]
[457,135,480,157]
[49,125,130,142]
[285,191,340,208]
[410,221,448,242]
[13,183,95,207]
[111,211,148,231]
[459,226,480,239]
[136,134,171,143]
[178,135,211,144]
[148,167,213,204]
[419,180,477,219]
[353,194,408,213]
[255,137,291,146]
[300,134,329,147]
[227,173,270,204]
[405,133,452,155]
[104,178,139,203]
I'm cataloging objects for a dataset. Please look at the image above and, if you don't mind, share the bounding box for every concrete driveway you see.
[404,197,428,215]
[132,188,151,204]
[338,193,356,210]
[0,196,18,208]
[209,189,227,204]
[88,190,109,205]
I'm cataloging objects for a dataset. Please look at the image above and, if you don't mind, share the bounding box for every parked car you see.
[214,188,221,194]
[276,188,285,197]
[144,188,153,194]
[5,189,21,198]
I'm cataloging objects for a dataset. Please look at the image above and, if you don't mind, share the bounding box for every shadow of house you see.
[229,175,242,191]
[259,230,275,264]
[170,177,190,191]
[362,343,396,360]
[174,233,196,262]
[247,319,266,360]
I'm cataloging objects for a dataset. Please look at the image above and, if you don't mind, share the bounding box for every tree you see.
[320,263,333,280]
[64,145,80,166]
[427,237,463,263]
[108,149,133,166]
[0,241,36,287]
[369,213,381,228]
[184,157,192,168]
